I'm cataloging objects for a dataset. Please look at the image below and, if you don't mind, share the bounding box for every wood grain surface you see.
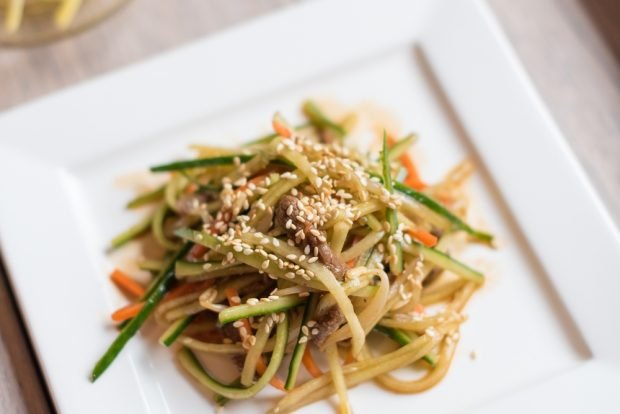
[0,0,619,412]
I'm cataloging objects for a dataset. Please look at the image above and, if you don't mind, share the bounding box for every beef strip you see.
[274,194,346,280]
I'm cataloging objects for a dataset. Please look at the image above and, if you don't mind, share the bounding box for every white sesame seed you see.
[302,326,309,335]
[308,257,318,263]
[202,263,212,270]
[298,336,308,344]
[286,254,297,260]
[261,260,270,269]
[311,328,319,335]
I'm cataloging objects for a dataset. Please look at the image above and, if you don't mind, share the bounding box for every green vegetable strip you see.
[126,186,165,209]
[159,314,195,347]
[108,214,153,250]
[302,100,346,137]
[138,259,164,272]
[91,242,192,381]
[214,379,242,406]
[382,133,403,274]
[152,204,181,250]
[373,324,436,366]
[387,133,417,161]
[369,171,493,244]
[403,242,484,284]
[285,293,318,390]
[394,181,493,243]
[218,296,305,325]
[150,154,254,172]
[177,314,289,399]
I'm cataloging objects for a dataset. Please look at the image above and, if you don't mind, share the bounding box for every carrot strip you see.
[185,182,198,194]
[272,112,293,138]
[225,287,286,391]
[302,347,323,378]
[406,228,438,248]
[344,349,355,365]
[110,269,145,298]
[400,154,426,190]
[111,302,144,322]
[414,303,425,314]
[387,133,426,190]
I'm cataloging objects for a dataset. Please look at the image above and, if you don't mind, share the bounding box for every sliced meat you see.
[275,194,346,279]
[311,304,345,346]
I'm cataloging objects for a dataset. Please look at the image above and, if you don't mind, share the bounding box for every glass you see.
[0,0,131,47]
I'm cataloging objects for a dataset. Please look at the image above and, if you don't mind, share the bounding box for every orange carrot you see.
[344,349,355,365]
[413,303,425,314]
[111,302,144,322]
[302,347,323,378]
[400,154,426,190]
[406,228,438,248]
[225,287,286,391]
[110,269,145,298]
[272,112,293,138]
[185,182,198,194]
[387,133,426,190]
[346,259,357,269]
[256,358,287,391]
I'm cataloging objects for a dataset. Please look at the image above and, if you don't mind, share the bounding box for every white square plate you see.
[1,0,619,413]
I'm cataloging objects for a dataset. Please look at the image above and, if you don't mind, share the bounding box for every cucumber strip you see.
[387,133,417,161]
[152,204,181,250]
[108,213,153,250]
[218,296,305,325]
[369,171,493,244]
[403,242,484,284]
[126,186,165,209]
[159,314,195,347]
[373,325,437,366]
[285,293,318,390]
[178,313,289,399]
[91,243,192,381]
[302,100,346,137]
[214,379,242,406]
[150,154,254,172]
[382,133,403,274]
[138,259,164,272]
[394,181,493,244]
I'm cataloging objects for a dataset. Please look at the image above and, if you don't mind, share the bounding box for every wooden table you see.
[1,0,619,412]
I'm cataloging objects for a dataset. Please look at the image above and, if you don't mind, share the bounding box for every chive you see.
[150,154,254,172]
[159,314,195,347]
[126,186,165,209]
[302,100,345,137]
[178,314,289,399]
[285,293,318,390]
[218,296,305,325]
[91,243,192,381]
[373,324,437,366]
[108,214,153,251]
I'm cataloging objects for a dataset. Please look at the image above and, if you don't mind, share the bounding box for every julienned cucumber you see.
[373,324,437,366]
[394,181,493,244]
[285,294,318,390]
[178,314,289,399]
[218,296,305,325]
[150,154,254,172]
[159,314,195,347]
[404,242,484,284]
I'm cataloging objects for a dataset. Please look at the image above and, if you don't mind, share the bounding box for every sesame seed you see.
[247,298,259,305]
[298,336,308,344]
[285,272,295,279]
[202,263,212,270]
[243,248,253,255]
[308,257,318,263]
[233,320,244,328]
[286,254,297,260]
[261,260,270,269]
[307,320,317,327]
[233,245,243,252]
[302,326,309,335]
[268,295,280,300]
[239,327,248,337]
[311,328,319,335]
